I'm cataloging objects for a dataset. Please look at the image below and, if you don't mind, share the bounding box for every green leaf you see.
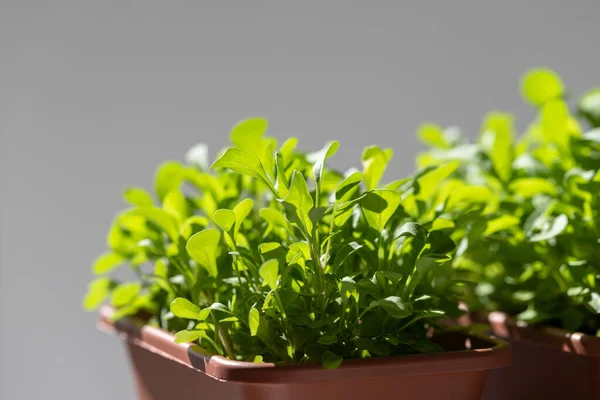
[309,140,340,194]
[360,190,402,231]
[275,152,290,198]
[93,252,125,275]
[333,242,363,270]
[154,260,174,293]
[260,259,279,291]
[417,124,449,149]
[124,187,154,207]
[370,296,411,318]
[521,67,564,106]
[154,161,185,201]
[233,198,254,237]
[260,207,289,229]
[335,172,363,202]
[83,277,113,311]
[170,298,201,319]
[280,171,314,235]
[220,316,239,323]
[484,215,521,236]
[198,302,231,321]
[541,99,570,147]
[416,161,460,199]
[579,87,600,126]
[186,229,222,277]
[279,137,298,164]
[179,216,210,240]
[362,146,393,190]
[213,209,236,232]
[163,189,188,223]
[426,230,456,255]
[509,178,557,198]
[481,112,514,182]
[174,330,203,343]
[210,148,274,192]
[259,242,285,262]
[395,222,426,242]
[529,214,568,242]
[229,117,268,156]
[129,206,179,241]
[321,350,343,369]
[317,334,338,345]
[111,282,141,307]
[249,307,260,336]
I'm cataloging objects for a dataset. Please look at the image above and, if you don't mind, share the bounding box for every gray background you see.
[1,1,599,399]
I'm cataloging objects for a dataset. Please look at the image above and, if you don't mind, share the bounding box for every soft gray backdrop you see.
[1,1,599,399]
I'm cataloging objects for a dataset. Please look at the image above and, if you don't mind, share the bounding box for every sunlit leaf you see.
[154,162,185,201]
[335,172,363,202]
[259,259,279,291]
[417,124,449,149]
[280,171,314,235]
[211,148,274,192]
[249,307,260,336]
[174,330,204,343]
[213,209,236,232]
[481,112,514,182]
[111,282,141,307]
[360,190,402,231]
[83,277,114,311]
[309,140,340,197]
[186,229,221,277]
[124,187,154,207]
[93,252,125,275]
[170,298,201,319]
[521,67,564,106]
[362,146,393,190]
[321,351,343,369]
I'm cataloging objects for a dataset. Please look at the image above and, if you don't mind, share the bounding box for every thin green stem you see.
[168,256,195,286]
[323,203,338,265]
[219,325,236,359]
[273,290,295,357]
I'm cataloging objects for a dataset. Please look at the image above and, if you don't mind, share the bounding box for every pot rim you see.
[99,306,511,384]
[477,311,600,357]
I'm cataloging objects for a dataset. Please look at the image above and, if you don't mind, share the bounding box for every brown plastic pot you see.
[468,311,600,400]
[98,306,511,400]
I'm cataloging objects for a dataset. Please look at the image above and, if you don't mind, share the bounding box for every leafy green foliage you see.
[417,67,600,334]
[85,118,466,367]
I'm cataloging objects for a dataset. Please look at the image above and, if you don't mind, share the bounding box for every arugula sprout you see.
[416,67,600,334]
[85,118,468,367]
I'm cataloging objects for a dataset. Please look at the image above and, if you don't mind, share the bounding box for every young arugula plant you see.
[416,67,600,335]
[85,118,469,368]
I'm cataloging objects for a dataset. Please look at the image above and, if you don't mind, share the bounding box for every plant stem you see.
[168,256,195,286]
[211,314,226,356]
[273,290,295,357]
[323,203,338,264]
[219,325,236,359]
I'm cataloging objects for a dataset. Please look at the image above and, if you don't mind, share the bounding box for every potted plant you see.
[416,67,600,399]
[85,119,510,400]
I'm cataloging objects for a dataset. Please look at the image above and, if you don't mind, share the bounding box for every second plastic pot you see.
[472,311,600,400]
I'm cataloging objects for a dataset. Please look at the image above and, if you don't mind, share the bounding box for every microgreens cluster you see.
[417,68,600,334]
[85,118,468,367]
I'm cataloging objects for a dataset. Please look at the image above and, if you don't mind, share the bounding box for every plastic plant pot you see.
[98,306,512,400]
[471,311,600,400]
